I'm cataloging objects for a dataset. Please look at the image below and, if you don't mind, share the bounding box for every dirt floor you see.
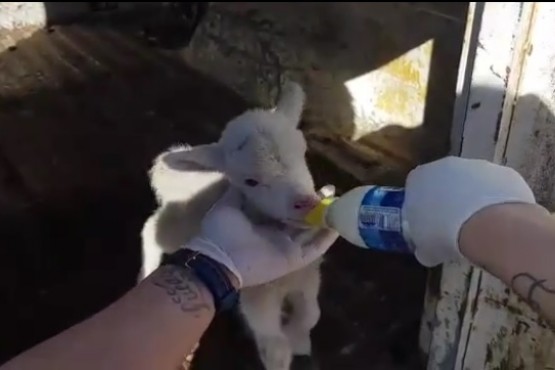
[0,24,426,369]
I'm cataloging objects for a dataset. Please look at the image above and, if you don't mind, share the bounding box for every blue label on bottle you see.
[358,187,411,253]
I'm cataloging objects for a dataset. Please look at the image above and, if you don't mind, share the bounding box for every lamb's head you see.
[164,82,319,226]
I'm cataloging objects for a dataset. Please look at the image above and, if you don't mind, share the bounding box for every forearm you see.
[460,203,555,325]
[1,265,215,370]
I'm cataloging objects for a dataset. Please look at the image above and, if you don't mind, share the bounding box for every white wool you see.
[149,144,226,205]
[139,82,324,370]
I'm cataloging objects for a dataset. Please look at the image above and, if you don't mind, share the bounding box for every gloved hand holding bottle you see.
[305,156,539,267]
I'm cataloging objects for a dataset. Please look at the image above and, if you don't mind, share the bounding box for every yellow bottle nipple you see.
[304,197,336,227]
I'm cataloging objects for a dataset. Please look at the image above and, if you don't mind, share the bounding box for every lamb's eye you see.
[244,179,259,187]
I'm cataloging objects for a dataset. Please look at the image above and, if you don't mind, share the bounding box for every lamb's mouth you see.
[285,218,311,229]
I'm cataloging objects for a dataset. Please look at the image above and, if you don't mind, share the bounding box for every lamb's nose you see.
[293,196,319,211]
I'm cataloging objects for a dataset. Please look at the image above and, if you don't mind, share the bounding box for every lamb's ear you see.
[275,81,305,126]
[162,143,224,171]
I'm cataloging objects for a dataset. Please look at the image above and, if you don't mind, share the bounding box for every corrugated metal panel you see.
[424,2,555,369]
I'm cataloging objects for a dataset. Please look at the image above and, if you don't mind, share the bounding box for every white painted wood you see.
[425,2,555,369]
[459,3,555,368]
[418,4,483,363]
[423,3,522,369]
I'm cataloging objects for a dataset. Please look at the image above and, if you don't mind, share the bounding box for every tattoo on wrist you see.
[152,265,212,316]
[511,272,555,312]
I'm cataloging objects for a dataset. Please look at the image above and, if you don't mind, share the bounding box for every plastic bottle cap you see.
[304,197,336,227]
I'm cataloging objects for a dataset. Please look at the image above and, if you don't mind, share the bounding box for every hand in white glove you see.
[404,156,537,267]
[184,187,339,288]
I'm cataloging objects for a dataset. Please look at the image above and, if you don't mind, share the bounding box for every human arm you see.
[404,156,555,325]
[0,264,220,370]
[460,202,555,325]
[1,186,337,370]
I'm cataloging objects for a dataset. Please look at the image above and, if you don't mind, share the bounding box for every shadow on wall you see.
[303,35,459,189]
[322,3,466,184]
[0,4,553,370]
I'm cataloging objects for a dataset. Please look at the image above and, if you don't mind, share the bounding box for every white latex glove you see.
[184,187,339,287]
[404,156,537,267]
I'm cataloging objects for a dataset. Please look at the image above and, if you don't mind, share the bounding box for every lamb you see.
[139,81,336,370]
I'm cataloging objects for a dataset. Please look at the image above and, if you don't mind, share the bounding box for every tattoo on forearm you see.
[511,272,555,312]
[152,265,211,316]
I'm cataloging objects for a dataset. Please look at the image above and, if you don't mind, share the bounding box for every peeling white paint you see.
[425,2,555,369]
[423,4,522,369]
[457,2,555,368]
[504,3,555,207]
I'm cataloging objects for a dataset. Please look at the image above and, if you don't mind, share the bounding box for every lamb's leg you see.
[241,285,291,370]
[283,262,322,357]
[138,245,162,281]
[138,215,164,281]
[139,195,213,282]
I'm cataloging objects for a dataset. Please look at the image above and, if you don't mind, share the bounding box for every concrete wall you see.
[183,2,468,186]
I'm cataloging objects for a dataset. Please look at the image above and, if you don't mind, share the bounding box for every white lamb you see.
[139,82,337,370]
